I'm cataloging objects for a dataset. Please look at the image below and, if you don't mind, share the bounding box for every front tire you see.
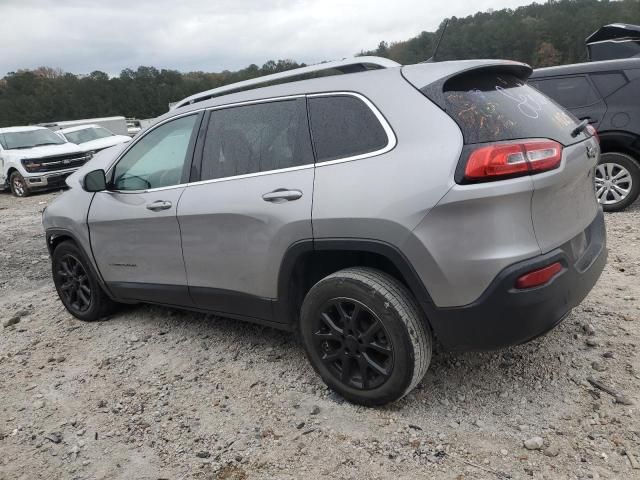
[10,171,30,197]
[595,152,640,212]
[52,240,117,321]
[300,267,432,406]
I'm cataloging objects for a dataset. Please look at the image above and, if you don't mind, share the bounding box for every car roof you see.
[530,57,640,78]
[59,124,102,133]
[0,126,49,134]
[163,58,531,123]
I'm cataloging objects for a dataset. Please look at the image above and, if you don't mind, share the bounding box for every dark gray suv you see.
[530,58,640,211]
[43,57,606,406]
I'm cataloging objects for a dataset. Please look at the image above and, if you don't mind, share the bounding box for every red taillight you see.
[515,262,563,289]
[586,124,599,143]
[464,140,563,182]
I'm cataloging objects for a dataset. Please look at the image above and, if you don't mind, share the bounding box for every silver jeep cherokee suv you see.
[43,57,607,406]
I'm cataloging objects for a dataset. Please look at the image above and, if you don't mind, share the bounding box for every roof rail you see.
[170,56,401,110]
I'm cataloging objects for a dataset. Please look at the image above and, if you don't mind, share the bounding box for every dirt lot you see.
[0,189,639,480]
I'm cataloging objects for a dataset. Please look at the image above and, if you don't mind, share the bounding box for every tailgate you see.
[531,137,600,252]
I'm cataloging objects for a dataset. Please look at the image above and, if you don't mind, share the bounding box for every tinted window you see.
[590,72,628,98]
[534,76,600,108]
[308,95,388,162]
[436,72,583,145]
[201,99,313,181]
[112,114,197,191]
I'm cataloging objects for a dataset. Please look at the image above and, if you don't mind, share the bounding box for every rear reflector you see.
[464,140,562,182]
[515,262,563,289]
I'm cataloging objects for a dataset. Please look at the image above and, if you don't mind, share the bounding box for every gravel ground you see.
[1,189,639,480]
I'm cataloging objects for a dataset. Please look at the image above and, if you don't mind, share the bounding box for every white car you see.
[0,126,91,197]
[56,124,131,154]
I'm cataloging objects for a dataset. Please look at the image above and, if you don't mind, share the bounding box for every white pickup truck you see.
[0,126,92,197]
[56,124,130,154]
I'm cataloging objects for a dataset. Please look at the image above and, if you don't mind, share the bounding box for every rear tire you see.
[52,240,118,321]
[300,267,432,406]
[595,152,640,212]
[10,171,30,198]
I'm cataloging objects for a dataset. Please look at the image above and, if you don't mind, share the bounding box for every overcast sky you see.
[0,0,537,77]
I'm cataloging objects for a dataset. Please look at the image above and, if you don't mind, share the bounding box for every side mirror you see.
[83,169,107,192]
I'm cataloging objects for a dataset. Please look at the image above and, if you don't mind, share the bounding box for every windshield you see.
[64,126,114,145]
[432,72,584,146]
[0,129,66,149]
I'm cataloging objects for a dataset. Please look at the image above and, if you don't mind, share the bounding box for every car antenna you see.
[423,20,449,63]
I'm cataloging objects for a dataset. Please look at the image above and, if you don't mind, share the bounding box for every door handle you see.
[146,200,172,211]
[262,189,303,203]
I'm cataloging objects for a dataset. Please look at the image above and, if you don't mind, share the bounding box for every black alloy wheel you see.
[51,241,118,321]
[300,267,432,406]
[312,298,394,390]
[54,253,93,314]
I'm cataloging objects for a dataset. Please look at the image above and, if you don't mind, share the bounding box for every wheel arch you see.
[598,130,640,161]
[46,230,76,255]
[5,167,18,187]
[46,228,115,299]
[275,239,435,330]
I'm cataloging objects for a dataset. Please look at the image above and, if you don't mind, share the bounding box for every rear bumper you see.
[428,209,607,351]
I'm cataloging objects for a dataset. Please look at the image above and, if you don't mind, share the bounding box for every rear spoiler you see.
[401,60,532,109]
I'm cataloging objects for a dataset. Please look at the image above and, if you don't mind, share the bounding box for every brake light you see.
[515,262,563,289]
[464,140,563,182]
[586,124,599,143]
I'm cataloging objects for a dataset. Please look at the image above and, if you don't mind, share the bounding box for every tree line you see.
[360,0,640,67]
[1,0,639,128]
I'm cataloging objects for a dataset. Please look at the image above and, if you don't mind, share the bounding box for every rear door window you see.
[431,71,583,146]
[308,95,389,162]
[533,76,601,108]
[200,98,313,181]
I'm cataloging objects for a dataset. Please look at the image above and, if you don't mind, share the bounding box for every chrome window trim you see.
[106,91,395,193]
[186,163,315,187]
[307,91,397,168]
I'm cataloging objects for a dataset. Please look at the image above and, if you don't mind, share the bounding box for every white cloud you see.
[0,0,537,76]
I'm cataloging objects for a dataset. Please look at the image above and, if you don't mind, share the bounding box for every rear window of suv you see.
[428,71,583,146]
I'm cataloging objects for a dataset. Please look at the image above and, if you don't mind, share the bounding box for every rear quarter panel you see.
[311,70,463,246]
[406,175,541,307]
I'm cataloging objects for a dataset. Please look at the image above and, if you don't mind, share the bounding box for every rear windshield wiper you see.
[32,142,62,147]
[571,119,590,138]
